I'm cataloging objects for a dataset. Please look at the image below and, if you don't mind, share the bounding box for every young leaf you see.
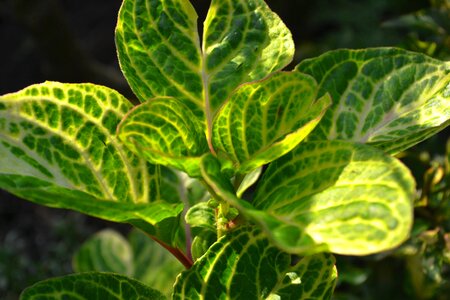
[296,48,450,154]
[269,253,337,300]
[213,72,331,174]
[115,0,294,135]
[117,97,208,177]
[0,82,181,243]
[173,226,336,300]
[201,141,415,255]
[20,272,166,300]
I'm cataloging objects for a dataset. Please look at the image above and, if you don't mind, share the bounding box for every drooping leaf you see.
[118,97,208,177]
[20,272,166,300]
[72,229,184,298]
[213,72,330,174]
[269,253,337,300]
[115,0,294,127]
[73,229,134,276]
[200,141,415,255]
[173,227,337,299]
[296,48,450,154]
[0,82,182,244]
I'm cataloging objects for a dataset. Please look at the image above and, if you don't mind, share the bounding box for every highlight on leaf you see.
[297,47,450,154]
[212,71,331,174]
[117,96,208,177]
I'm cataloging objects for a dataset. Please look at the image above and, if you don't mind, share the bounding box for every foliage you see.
[0,0,449,299]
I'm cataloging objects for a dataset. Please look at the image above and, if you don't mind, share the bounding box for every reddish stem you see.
[147,234,193,269]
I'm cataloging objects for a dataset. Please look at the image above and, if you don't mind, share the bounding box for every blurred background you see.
[0,0,449,299]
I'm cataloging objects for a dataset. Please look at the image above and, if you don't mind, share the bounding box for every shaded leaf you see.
[20,272,166,300]
[296,48,450,154]
[213,72,330,174]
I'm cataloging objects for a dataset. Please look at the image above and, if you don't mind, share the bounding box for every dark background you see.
[1,0,447,299]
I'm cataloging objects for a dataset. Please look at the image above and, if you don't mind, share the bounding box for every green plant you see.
[1,0,449,298]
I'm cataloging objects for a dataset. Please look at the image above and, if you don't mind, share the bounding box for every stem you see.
[146,233,193,269]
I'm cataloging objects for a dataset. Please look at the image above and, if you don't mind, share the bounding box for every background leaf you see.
[73,229,184,298]
[212,72,330,174]
[296,47,450,154]
[20,272,166,300]
[0,82,182,245]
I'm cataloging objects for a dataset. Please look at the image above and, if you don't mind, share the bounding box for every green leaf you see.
[20,272,166,300]
[72,229,184,298]
[0,82,182,243]
[203,0,295,114]
[115,0,294,133]
[172,226,288,299]
[115,0,203,116]
[73,229,134,276]
[296,48,450,154]
[173,226,336,299]
[269,253,337,300]
[213,72,330,174]
[185,202,216,233]
[118,97,208,177]
[236,167,263,198]
[201,141,415,255]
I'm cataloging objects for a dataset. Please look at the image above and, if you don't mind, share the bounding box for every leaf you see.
[118,97,208,177]
[203,0,295,114]
[200,141,415,255]
[72,229,184,298]
[213,72,330,174]
[236,167,263,198]
[0,82,182,244]
[185,202,216,233]
[73,229,134,277]
[20,272,166,300]
[115,0,204,116]
[269,253,337,300]
[173,226,336,300]
[115,0,294,130]
[296,48,450,154]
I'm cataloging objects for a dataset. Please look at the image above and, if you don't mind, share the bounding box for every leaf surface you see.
[213,72,330,174]
[0,82,181,243]
[172,226,336,300]
[116,0,294,136]
[296,48,450,154]
[201,141,415,255]
[20,272,166,300]
[269,253,337,300]
[118,97,208,177]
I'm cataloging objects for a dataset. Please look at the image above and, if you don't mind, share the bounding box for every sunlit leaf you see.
[201,140,415,255]
[20,272,166,300]
[0,82,182,244]
[118,97,208,177]
[213,72,330,174]
[116,0,294,133]
[296,48,450,154]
